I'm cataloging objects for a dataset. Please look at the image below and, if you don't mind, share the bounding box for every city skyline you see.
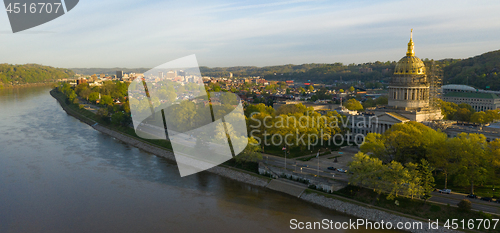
[1,0,500,68]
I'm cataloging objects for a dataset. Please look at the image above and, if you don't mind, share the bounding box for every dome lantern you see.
[406,29,415,56]
[393,29,426,76]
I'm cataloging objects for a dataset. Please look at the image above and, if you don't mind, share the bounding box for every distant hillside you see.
[200,62,397,84]
[443,50,500,90]
[70,68,150,76]
[0,64,74,88]
[73,63,397,84]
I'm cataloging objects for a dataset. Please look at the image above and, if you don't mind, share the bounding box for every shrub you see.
[457,199,472,212]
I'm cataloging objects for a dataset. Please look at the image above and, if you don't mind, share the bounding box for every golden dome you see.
[393,29,426,75]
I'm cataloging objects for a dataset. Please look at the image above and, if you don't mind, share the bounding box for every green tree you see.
[470,111,488,124]
[97,108,109,119]
[88,92,100,103]
[234,137,263,163]
[348,86,355,93]
[348,152,385,193]
[100,95,113,106]
[451,133,492,195]
[360,133,386,159]
[111,112,125,125]
[308,85,314,92]
[428,139,457,189]
[419,159,435,201]
[375,96,388,105]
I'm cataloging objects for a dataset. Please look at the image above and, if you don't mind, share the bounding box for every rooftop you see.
[441,84,477,92]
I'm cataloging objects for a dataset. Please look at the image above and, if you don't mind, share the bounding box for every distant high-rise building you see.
[116,71,123,80]
[229,72,233,78]
[159,72,163,79]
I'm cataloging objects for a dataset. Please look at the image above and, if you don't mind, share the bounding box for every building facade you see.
[442,92,500,111]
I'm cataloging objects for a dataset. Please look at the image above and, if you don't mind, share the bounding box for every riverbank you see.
[50,89,269,188]
[50,89,460,233]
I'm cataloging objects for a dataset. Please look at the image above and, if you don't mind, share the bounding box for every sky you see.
[1,0,500,68]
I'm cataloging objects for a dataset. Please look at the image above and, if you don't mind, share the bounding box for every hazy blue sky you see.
[1,0,500,68]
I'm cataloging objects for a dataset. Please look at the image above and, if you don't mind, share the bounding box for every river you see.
[0,86,394,233]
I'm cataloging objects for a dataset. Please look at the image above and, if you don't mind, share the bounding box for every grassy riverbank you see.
[51,89,260,174]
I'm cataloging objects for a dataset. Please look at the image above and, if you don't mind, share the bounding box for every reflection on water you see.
[0,87,396,233]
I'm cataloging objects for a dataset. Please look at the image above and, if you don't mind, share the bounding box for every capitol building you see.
[346,30,442,143]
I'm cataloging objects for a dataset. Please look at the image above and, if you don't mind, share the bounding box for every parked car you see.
[481,197,493,202]
[466,194,478,199]
[438,189,452,194]
[337,168,345,173]
[327,167,336,171]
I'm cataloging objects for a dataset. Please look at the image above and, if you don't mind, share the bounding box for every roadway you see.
[263,148,500,214]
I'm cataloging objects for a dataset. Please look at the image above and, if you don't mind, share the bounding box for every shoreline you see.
[50,89,459,233]
[1,82,56,89]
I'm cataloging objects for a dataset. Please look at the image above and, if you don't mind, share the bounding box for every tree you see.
[88,92,100,103]
[375,96,388,105]
[308,85,314,92]
[405,162,422,199]
[348,152,385,193]
[419,159,435,201]
[344,99,363,111]
[234,137,263,163]
[339,89,344,93]
[453,108,472,122]
[97,108,109,120]
[470,111,488,124]
[383,161,408,200]
[382,122,447,164]
[100,95,113,106]
[457,199,472,212]
[348,86,355,93]
[244,103,274,117]
[428,139,457,189]
[451,133,492,195]
[359,133,386,159]
[111,112,125,125]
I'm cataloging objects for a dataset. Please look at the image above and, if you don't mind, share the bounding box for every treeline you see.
[246,103,345,153]
[0,64,74,87]
[56,81,131,126]
[201,58,457,84]
[359,122,500,197]
[200,62,397,84]
[443,49,500,90]
[438,99,500,124]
